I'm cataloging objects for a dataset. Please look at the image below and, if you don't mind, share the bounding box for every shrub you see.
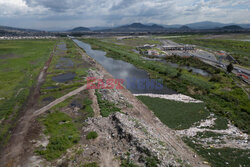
[209,75,222,82]
[83,162,99,167]
[86,131,98,140]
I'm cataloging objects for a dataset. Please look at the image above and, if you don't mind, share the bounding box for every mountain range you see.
[1,21,250,34]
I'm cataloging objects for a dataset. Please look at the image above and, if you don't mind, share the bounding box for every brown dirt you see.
[88,89,100,117]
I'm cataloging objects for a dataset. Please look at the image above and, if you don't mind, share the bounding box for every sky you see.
[0,0,249,30]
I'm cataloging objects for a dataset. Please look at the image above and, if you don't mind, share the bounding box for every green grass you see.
[137,96,208,130]
[39,39,88,106]
[195,131,224,139]
[83,162,99,167]
[172,37,250,67]
[165,55,221,74]
[80,98,94,117]
[102,37,161,47]
[86,131,98,140]
[0,39,56,145]
[36,111,80,160]
[81,38,250,133]
[95,90,120,117]
[120,160,139,167]
[211,117,228,130]
[183,137,250,167]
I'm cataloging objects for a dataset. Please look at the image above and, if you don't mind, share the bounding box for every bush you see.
[86,131,98,140]
[209,75,222,82]
[227,63,234,73]
[83,162,99,167]
[121,159,139,167]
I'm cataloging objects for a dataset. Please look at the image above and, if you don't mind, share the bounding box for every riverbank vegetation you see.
[95,90,120,117]
[24,39,97,163]
[80,38,249,133]
[137,96,208,129]
[183,137,250,167]
[36,39,95,160]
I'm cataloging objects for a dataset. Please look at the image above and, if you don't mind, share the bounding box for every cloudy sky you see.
[0,0,249,30]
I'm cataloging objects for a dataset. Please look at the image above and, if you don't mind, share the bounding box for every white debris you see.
[133,93,203,103]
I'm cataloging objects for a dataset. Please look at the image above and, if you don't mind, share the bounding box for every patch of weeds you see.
[183,137,250,167]
[211,117,228,130]
[120,156,139,167]
[80,98,94,117]
[145,156,160,167]
[86,131,98,140]
[137,96,208,130]
[36,111,80,160]
[95,90,120,117]
[83,162,99,167]
[195,131,224,139]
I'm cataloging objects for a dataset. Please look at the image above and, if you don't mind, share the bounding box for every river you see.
[73,39,176,95]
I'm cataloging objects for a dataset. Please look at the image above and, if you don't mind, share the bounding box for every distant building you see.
[137,44,155,49]
[148,50,159,56]
[162,45,194,51]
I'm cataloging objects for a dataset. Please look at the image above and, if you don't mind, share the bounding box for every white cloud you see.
[0,0,249,29]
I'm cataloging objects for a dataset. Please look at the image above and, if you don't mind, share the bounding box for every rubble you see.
[81,112,187,166]
[134,93,203,103]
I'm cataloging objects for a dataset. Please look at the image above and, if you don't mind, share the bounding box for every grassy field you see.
[36,111,80,160]
[102,37,162,47]
[0,39,56,145]
[36,39,95,160]
[137,96,208,129]
[172,37,250,67]
[137,96,249,166]
[39,39,88,105]
[80,38,250,133]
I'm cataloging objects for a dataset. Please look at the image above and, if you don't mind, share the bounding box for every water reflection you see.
[73,39,176,94]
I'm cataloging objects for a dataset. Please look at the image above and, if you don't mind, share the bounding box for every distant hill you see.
[68,27,91,32]
[239,23,250,29]
[185,21,250,29]
[0,26,51,36]
[220,25,244,30]
[185,21,226,29]
[100,23,166,32]
[0,26,41,32]
[179,25,191,30]
[89,26,110,31]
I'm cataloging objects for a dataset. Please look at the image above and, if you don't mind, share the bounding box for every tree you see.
[227,63,234,73]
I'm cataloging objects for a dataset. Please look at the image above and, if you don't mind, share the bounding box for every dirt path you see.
[99,149,120,167]
[33,84,88,117]
[0,43,57,167]
[88,89,100,117]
